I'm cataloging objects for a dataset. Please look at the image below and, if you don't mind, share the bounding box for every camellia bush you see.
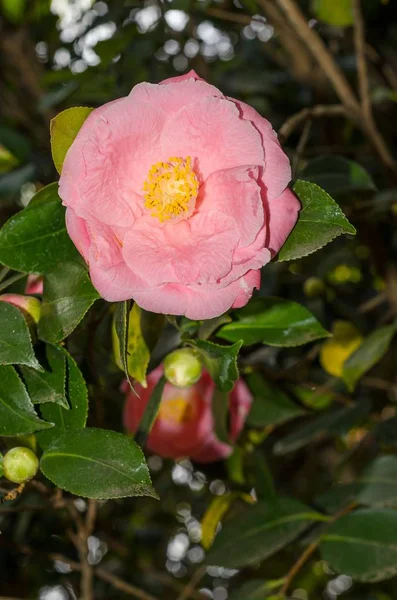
[1,0,397,599]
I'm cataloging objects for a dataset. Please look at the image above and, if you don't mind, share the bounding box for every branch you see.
[279,104,346,143]
[352,0,371,121]
[176,566,206,600]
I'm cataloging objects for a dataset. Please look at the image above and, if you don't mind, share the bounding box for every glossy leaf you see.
[20,344,68,409]
[299,156,376,195]
[356,455,397,507]
[321,509,397,582]
[0,302,41,370]
[112,303,150,387]
[278,180,356,261]
[229,580,288,600]
[0,365,53,436]
[218,298,330,347]
[135,375,166,447]
[0,183,79,273]
[40,428,157,499]
[342,325,395,392]
[36,348,88,450]
[38,261,100,344]
[246,372,305,427]
[187,339,242,392]
[114,300,135,392]
[50,106,94,174]
[273,400,371,455]
[207,497,324,568]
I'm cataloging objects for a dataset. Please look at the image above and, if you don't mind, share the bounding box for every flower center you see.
[158,396,196,424]
[143,156,199,223]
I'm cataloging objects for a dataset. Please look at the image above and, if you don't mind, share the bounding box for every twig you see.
[67,500,97,600]
[353,0,371,121]
[292,119,312,176]
[205,8,252,26]
[0,272,26,293]
[279,105,346,143]
[176,566,206,600]
[280,501,357,596]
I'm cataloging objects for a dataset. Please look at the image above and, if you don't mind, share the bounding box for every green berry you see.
[164,348,202,388]
[3,447,39,484]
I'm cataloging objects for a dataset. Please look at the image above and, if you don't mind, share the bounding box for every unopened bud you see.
[164,348,202,388]
[0,294,41,324]
[3,447,39,484]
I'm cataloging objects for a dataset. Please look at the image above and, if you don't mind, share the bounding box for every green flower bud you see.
[164,348,202,388]
[3,447,39,484]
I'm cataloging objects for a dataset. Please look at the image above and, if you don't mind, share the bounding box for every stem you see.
[0,272,26,293]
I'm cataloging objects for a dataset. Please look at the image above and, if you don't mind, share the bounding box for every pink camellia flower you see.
[59,71,299,320]
[123,365,253,463]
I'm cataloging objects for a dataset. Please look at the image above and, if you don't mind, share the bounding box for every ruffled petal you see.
[266,187,300,255]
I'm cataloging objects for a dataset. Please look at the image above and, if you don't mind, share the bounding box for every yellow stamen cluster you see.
[158,397,195,424]
[143,156,199,222]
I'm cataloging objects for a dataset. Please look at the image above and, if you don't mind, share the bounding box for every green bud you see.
[164,348,202,388]
[3,446,39,484]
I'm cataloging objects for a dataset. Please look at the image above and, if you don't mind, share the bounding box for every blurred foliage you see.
[1,0,397,599]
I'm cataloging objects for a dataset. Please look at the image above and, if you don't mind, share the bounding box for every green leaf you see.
[112,303,150,387]
[217,298,330,347]
[246,372,305,427]
[36,347,88,450]
[0,302,42,370]
[375,417,397,450]
[135,375,166,447]
[299,156,376,196]
[278,180,356,262]
[273,400,371,455]
[187,339,242,392]
[20,344,68,409]
[312,0,353,27]
[198,314,232,340]
[229,580,287,600]
[356,456,397,508]
[50,106,94,174]
[320,509,397,582]
[212,389,231,445]
[0,183,80,274]
[114,300,135,392]
[38,261,100,344]
[207,497,324,568]
[1,0,26,23]
[140,309,165,352]
[40,428,157,499]
[0,365,53,436]
[342,325,395,392]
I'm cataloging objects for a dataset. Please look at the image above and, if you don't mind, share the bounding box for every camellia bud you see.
[3,447,39,484]
[164,348,203,388]
[0,294,41,324]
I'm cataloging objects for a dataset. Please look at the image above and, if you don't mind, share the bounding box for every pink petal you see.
[161,97,264,182]
[159,70,203,85]
[230,98,292,201]
[65,208,91,260]
[230,378,253,440]
[231,269,261,309]
[89,260,147,302]
[25,275,43,295]
[129,79,223,114]
[266,187,300,255]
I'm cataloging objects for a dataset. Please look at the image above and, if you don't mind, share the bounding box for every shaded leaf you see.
[320,509,397,582]
[20,344,68,409]
[356,455,397,507]
[0,183,79,273]
[50,106,94,174]
[278,180,356,261]
[207,497,324,568]
[0,365,53,436]
[246,372,305,427]
[40,428,157,499]
[212,388,231,445]
[135,375,166,447]
[0,302,42,370]
[342,325,395,392]
[114,300,134,392]
[38,261,100,344]
[300,156,376,195]
[218,298,330,347]
[187,339,242,392]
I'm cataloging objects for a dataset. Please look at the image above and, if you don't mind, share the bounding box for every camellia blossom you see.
[60,71,300,319]
[123,365,253,463]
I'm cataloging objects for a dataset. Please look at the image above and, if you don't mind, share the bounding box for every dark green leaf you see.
[36,348,88,450]
[20,344,68,409]
[38,261,100,344]
[316,483,361,514]
[135,375,166,448]
[212,389,231,445]
[218,298,330,347]
[0,365,53,436]
[246,372,305,427]
[50,106,94,174]
[278,180,356,262]
[299,156,376,196]
[207,497,324,568]
[320,509,397,582]
[229,580,287,600]
[342,325,395,392]
[198,314,232,340]
[254,453,277,504]
[187,339,242,392]
[40,428,157,499]
[0,303,41,370]
[114,300,135,392]
[273,400,371,455]
[0,183,80,273]
[374,417,397,449]
[356,455,397,507]
[140,309,165,352]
